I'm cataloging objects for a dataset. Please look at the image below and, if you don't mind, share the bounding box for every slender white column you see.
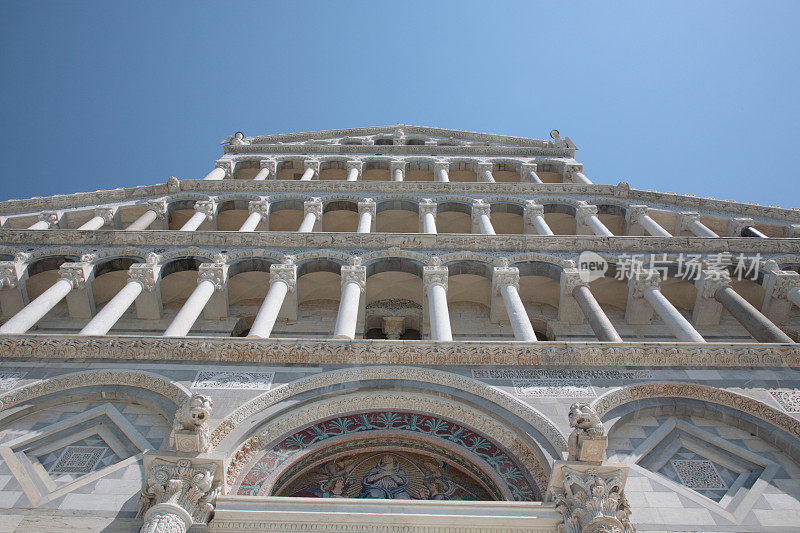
[27,211,59,230]
[300,161,319,181]
[788,287,800,308]
[126,210,158,231]
[493,267,536,341]
[333,266,366,339]
[627,205,671,237]
[419,200,437,234]
[238,200,270,232]
[524,202,554,236]
[357,199,376,233]
[248,263,296,339]
[79,280,142,335]
[78,208,115,231]
[0,278,72,334]
[424,266,452,341]
[203,164,229,180]
[475,163,495,183]
[629,271,705,342]
[678,212,718,237]
[742,226,769,238]
[252,168,270,180]
[568,168,592,184]
[576,204,614,237]
[521,164,543,184]
[472,201,495,235]
[434,162,450,183]
[180,200,215,232]
[163,263,226,337]
[569,282,623,342]
[346,161,362,182]
[390,161,406,182]
[298,198,322,233]
[253,160,275,181]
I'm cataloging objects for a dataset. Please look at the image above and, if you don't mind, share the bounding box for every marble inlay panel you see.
[512,379,595,398]
[671,459,727,490]
[192,370,275,390]
[768,390,800,413]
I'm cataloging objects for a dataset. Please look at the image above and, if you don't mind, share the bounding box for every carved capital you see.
[259,159,277,172]
[767,269,800,299]
[625,205,649,225]
[472,200,491,218]
[787,224,800,238]
[677,211,700,232]
[345,160,363,172]
[247,199,270,217]
[146,199,169,220]
[214,159,234,177]
[474,162,492,174]
[433,161,450,173]
[564,164,584,178]
[697,269,731,300]
[38,210,61,228]
[138,458,221,530]
[729,217,755,237]
[561,269,585,296]
[303,160,320,174]
[418,199,437,217]
[270,263,296,293]
[576,203,598,226]
[58,262,92,290]
[629,269,660,299]
[340,265,366,291]
[357,198,376,216]
[389,160,407,172]
[423,266,449,291]
[492,266,520,294]
[524,201,545,222]
[520,163,538,177]
[0,262,20,289]
[94,207,117,225]
[193,200,217,221]
[303,198,323,218]
[548,467,634,533]
[129,263,159,292]
[197,263,227,292]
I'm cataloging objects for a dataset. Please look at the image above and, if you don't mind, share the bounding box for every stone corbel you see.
[559,269,586,325]
[761,262,800,325]
[490,266,520,324]
[270,261,297,322]
[198,262,228,320]
[129,262,163,320]
[59,261,96,319]
[625,269,659,324]
[693,269,730,326]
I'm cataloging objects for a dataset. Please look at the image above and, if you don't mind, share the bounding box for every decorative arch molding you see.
[155,246,217,263]
[258,192,313,203]
[226,391,547,501]
[319,193,368,204]
[212,366,567,455]
[87,246,147,263]
[293,248,353,265]
[220,249,285,264]
[164,192,211,203]
[505,252,575,270]
[25,245,85,262]
[530,196,584,208]
[214,192,266,203]
[438,251,500,267]
[359,248,433,267]
[0,369,190,413]
[591,381,800,443]
[483,196,528,207]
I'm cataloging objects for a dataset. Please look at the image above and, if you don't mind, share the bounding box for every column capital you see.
[472,199,491,217]
[433,161,450,172]
[37,210,61,228]
[695,269,731,300]
[520,163,538,175]
[560,268,585,296]
[138,456,222,532]
[575,203,598,226]
[423,266,449,291]
[474,161,492,173]
[419,198,437,216]
[524,200,545,218]
[340,265,367,292]
[625,204,649,225]
[677,211,700,232]
[94,206,117,225]
[129,263,160,292]
[729,217,755,236]
[492,266,520,294]
[389,159,407,172]
[345,160,364,172]
[303,160,320,173]
[787,224,800,238]
[259,159,277,171]
[214,159,234,177]
[357,198,376,216]
[270,262,297,293]
[765,268,800,299]
[193,199,217,221]
[628,269,660,299]
[146,199,169,220]
[0,261,23,289]
[303,197,323,218]
[247,199,270,217]
[58,261,93,290]
[563,164,584,180]
[197,262,227,292]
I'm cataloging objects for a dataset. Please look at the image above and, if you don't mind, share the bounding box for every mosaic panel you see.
[0,371,26,390]
[512,379,595,398]
[48,446,108,474]
[192,370,274,390]
[472,369,652,380]
[671,459,727,490]
[768,390,800,413]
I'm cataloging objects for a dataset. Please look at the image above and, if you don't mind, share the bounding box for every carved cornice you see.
[0,336,796,368]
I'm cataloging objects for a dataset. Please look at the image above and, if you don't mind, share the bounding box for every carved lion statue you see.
[170,394,213,453]
[567,402,607,462]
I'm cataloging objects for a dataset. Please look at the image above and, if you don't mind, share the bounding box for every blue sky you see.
[1,1,798,207]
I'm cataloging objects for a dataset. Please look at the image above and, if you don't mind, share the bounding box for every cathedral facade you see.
[0,125,798,532]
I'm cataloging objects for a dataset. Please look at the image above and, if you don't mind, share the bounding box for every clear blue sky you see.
[1,1,798,207]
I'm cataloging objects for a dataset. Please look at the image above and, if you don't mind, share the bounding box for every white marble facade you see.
[0,125,798,532]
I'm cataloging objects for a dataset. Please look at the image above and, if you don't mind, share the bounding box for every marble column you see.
[253,160,276,181]
[626,205,672,237]
[520,163,543,184]
[576,203,614,237]
[562,271,623,342]
[27,211,60,230]
[729,217,767,238]
[298,198,322,233]
[742,226,769,238]
[472,200,495,235]
[180,200,216,232]
[390,160,406,182]
[333,265,366,339]
[126,200,168,231]
[300,161,319,181]
[567,167,592,184]
[248,262,296,339]
[357,199,376,233]
[626,270,706,342]
[678,212,718,237]
[475,163,495,183]
[419,199,437,234]
[78,207,116,231]
[239,199,270,232]
[163,263,227,337]
[346,161,363,182]
[0,262,92,334]
[493,267,537,341]
[434,162,450,183]
[79,270,149,336]
[524,201,554,235]
[709,276,793,343]
[424,265,452,341]
[202,161,231,181]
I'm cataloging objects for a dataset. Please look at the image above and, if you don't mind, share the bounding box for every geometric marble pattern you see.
[768,389,800,413]
[671,459,727,490]
[512,378,595,398]
[0,370,26,390]
[192,370,275,390]
[473,368,653,380]
[48,445,108,474]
